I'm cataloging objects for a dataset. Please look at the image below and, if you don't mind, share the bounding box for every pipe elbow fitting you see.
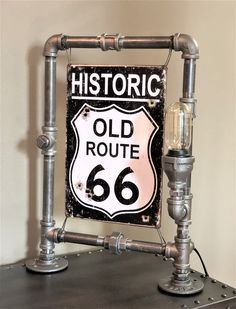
[173,33,199,59]
[43,34,65,57]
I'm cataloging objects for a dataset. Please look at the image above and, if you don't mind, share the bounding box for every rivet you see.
[77,253,80,257]
[222,284,228,289]
[200,274,206,278]
[221,293,227,298]
[208,297,214,301]
[63,255,67,259]
[190,270,195,273]
[211,279,217,283]
[194,300,200,304]
[226,306,231,309]
[181,305,187,308]
[163,257,168,261]
[88,251,92,254]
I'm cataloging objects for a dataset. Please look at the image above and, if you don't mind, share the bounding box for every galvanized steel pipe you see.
[47,229,168,257]
[43,33,199,59]
[28,33,200,283]
[59,231,105,247]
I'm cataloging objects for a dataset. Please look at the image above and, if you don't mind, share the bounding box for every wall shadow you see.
[18,46,42,258]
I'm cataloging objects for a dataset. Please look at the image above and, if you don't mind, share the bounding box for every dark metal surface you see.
[2,250,236,309]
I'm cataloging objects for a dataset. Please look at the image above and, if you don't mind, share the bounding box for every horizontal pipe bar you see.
[120,36,173,49]
[126,239,165,255]
[43,33,199,59]
[63,35,173,50]
[60,231,105,246]
[47,229,167,256]
[62,36,100,49]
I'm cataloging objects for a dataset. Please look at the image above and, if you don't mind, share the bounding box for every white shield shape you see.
[69,103,158,219]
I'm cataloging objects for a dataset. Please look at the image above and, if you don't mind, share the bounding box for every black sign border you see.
[66,65,166,227]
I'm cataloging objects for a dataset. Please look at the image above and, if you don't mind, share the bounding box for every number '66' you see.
[86,164,139,205]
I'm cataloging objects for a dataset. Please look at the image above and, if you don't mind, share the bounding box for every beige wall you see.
[1,0,235,287]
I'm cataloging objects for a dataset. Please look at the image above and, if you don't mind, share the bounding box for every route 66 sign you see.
[66,65,166,227]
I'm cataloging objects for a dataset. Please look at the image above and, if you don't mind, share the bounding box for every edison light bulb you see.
[165,102,192,155]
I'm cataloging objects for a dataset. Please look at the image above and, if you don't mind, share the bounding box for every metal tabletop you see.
[1,250,236,308]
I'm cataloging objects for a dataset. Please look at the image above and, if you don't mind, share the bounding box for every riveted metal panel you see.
[2,251,236,308]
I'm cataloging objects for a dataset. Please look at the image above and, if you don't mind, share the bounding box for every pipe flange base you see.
[25,257,68,273]
[158,277,204,295]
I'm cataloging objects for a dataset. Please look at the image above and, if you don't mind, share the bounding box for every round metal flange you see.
[158,277,204,295]
[25,257,68,273]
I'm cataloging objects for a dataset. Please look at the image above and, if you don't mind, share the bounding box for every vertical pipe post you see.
[26,56,68,273]
[171,58,201,292]
[158,34,203,294]
[182,59,196,99]
[38,56,57,264]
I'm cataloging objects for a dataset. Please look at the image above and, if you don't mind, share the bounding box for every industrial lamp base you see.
[25,257,68,273]
[158,277,204,295]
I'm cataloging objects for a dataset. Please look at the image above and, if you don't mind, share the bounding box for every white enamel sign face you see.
[66,65,166,227]
[70,104,158,218]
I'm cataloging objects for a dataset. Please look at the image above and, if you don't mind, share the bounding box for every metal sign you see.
[66,65,166,227]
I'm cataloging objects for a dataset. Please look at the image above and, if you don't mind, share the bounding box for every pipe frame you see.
[26,33,201,294]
